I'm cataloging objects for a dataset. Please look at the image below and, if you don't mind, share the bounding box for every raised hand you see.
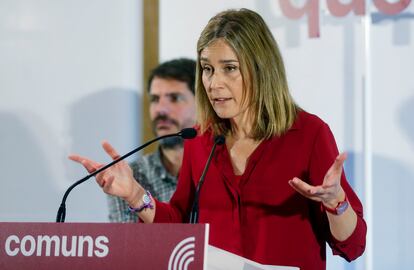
[288,152,347,208]
[68,141,140,202]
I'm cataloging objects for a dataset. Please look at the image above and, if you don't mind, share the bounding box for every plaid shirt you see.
[107,148,177,222]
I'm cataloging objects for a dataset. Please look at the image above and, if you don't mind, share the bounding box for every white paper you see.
[207,245,299,270]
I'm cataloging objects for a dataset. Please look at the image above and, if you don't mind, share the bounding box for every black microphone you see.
[189,134,225,224]
[56,127,197,223]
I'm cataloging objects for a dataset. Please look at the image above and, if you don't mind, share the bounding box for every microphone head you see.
[180,128,197,139]
[214,135,225,145]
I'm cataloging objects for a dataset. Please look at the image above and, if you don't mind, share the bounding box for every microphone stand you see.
[56,129,195,223]
[189,135,225,224]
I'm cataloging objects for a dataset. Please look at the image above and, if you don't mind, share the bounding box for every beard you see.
[159,136,184,149]
[152,115,184,149]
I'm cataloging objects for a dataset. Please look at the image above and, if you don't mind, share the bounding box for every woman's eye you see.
[224,65,237,72]
[202,66,212,72]
[202,66,214,78]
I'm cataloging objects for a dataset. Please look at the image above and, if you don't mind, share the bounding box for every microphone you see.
[189,134,225,224]
[56,127,197,223]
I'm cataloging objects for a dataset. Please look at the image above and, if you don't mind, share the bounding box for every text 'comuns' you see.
[4,234,109,257]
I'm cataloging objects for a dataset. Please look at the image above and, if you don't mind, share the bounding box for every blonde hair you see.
[196,8,299,140]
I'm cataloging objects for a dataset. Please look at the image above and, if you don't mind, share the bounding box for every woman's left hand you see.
[289,152,347,208]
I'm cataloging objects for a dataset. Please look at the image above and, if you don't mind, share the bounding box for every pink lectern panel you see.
[0,222,208,270]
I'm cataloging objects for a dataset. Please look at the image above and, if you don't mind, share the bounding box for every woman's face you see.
[200,39,249,122]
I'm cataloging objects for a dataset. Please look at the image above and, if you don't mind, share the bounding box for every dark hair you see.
[147,58,196,95]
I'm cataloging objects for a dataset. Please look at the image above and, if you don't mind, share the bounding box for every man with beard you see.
[108,58,196,222]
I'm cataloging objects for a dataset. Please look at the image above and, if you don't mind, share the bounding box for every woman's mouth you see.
[212,97,232,105]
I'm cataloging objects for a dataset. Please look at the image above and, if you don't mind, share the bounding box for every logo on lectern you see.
[168,236,196,270]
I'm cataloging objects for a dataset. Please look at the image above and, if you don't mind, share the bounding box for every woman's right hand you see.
[68,140,142,204]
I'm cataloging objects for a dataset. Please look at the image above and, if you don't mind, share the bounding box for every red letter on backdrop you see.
[279,0,320,38]
[327,0,365,17]
[374,0,411,15]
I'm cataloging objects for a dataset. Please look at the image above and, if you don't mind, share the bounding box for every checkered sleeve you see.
[106,151,177,223]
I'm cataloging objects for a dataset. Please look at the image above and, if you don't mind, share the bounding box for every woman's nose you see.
[209,72,223,90]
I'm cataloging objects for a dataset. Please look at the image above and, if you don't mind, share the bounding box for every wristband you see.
[322,194,349,215]
[128,190,154,213]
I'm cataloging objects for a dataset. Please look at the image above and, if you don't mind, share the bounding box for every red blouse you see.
[154,110,366,270]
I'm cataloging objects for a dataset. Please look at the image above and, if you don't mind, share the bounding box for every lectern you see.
[0,222,297,270]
